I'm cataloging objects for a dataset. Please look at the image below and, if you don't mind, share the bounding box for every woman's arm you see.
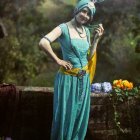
[88,24,104,60]
[39,26,73,70]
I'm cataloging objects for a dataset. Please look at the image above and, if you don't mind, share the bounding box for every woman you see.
[39,0,104,140]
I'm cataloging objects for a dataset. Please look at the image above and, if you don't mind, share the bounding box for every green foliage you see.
[111,87,139,103]
[0,0,72,86]
[61,0,78,5]
[93,0,140,85]
[109,83,140,136]
[131,0,140,39]
[0,0,140,86]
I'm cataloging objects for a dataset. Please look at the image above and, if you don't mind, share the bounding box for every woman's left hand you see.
[89,24,104,59]
[93,23,104,41]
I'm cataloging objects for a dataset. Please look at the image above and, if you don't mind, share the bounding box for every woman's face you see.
[75,7,91,25]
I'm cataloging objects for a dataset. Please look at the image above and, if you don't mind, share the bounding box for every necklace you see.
[71,20,87,38]
[75,25,87,38]
[75,25,83,34]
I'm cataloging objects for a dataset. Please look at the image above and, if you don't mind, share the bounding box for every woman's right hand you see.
[57,59,73,70]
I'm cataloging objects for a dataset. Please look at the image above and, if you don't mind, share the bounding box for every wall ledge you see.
[17,86,110,97]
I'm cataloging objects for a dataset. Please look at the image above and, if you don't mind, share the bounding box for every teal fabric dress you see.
[51,23,91,140]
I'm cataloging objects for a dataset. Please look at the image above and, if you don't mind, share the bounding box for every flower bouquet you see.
[111,79,139,102]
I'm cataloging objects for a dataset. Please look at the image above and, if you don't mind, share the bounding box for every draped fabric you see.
[88,51,97,84]
[51,23,92,140]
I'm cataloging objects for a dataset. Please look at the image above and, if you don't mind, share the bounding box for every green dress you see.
[51,23,91,140]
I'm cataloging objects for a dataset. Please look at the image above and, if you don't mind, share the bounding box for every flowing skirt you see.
[51,72,90,140]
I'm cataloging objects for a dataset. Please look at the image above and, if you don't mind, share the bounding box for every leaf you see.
[118,97,124,102]
[114,111,119,118]
[117,121,120,125]
[128,92,134,96]
[128,96,133,100]
[125,91,129,96]
[115,88,121,93]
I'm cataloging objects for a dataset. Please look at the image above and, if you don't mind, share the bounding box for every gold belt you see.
[59,65,89,77]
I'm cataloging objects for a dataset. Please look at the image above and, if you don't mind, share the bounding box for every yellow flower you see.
[113,79,124,89]
[113,80,119,85]
[123,80,129,87]
[121,80,133,90]
[127,82,133,90]
[113,79,134,90]
[113,80,133,90]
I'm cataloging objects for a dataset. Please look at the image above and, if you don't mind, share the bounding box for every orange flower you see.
[113,79,124,89]
[113,79,134,90]
[121,80,133,90]
[123,80,129,87]
[127,82,133,90]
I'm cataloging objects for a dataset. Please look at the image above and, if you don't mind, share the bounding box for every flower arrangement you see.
[91,80,140,135]
[113,79,133,90]
[91,79,139,97]
[110,79,139,133]
[112,79,138,101]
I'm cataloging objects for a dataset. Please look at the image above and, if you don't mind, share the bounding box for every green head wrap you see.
[74,0,104,24]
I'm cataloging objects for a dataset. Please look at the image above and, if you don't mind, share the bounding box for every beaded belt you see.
[59,65,89,78]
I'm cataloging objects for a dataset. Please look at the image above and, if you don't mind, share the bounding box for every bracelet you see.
[43,36,51,43]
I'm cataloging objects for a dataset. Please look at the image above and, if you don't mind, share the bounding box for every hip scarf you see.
[59,52,97,84]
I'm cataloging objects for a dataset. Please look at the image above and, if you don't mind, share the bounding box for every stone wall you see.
[0,85,140,140]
